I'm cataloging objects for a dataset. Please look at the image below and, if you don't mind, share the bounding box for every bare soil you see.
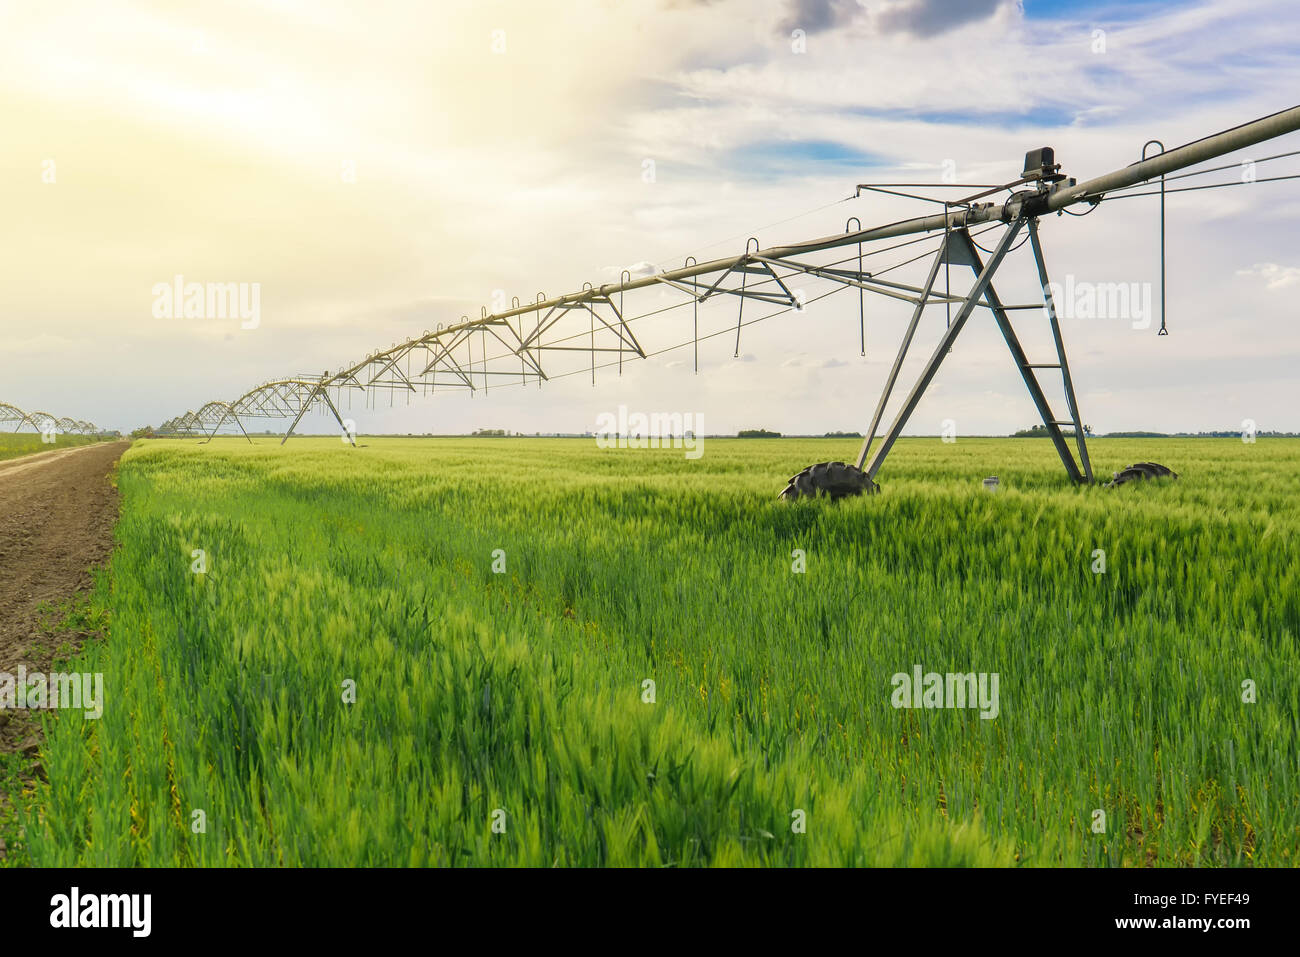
[0,441,129,758]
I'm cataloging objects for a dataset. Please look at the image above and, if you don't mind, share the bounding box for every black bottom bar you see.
[2,865,1285,943]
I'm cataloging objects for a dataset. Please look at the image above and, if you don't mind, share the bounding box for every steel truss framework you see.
[0,402,100,437]
[156,227,1036,449]
[157,105,1300,484]
[854,217,1093,483]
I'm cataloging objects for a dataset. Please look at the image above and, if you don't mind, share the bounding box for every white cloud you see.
[1236,263,1300,290]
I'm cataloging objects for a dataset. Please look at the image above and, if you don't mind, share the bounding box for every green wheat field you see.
[11,436,1300,866]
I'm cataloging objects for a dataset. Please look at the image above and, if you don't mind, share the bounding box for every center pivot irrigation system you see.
[159,104,1300,498]
[0,402,102,437]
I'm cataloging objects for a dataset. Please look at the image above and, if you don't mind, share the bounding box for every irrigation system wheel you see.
[779,461,879,500]
[1105,461,1179,488]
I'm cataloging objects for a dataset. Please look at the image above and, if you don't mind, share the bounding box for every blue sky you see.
[1022,0,1190,20]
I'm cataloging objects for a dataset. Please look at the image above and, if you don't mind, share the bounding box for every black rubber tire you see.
[1105,461,1178,488]
[779,461,879,501]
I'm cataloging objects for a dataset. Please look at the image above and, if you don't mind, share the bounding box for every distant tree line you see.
[1014,426,1299,438]
[1106,429,1300,437]
[1011,424,1092,438]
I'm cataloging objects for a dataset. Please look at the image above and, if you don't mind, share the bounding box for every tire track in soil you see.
[0,440,129,858]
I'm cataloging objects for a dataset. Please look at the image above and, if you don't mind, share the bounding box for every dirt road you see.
[0,440,129,733]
